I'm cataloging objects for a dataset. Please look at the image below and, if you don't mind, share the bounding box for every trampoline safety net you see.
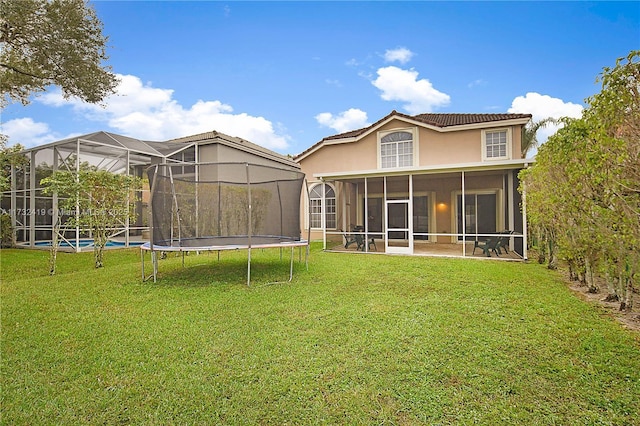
[147,162,306,248]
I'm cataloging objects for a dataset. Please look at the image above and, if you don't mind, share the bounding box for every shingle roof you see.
[168,130,299,168]
[295,110,532,159]
[323,111,532,141]
[413,112,532,127]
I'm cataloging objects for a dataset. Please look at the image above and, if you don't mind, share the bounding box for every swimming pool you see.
[33,239,145,248]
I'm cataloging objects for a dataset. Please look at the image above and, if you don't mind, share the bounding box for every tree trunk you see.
[537,228,547,264]
[94,245,104,268]
[568,258,579,281]
[48,218,61,275]
[49,246,58,275]
[547,238,557,270]
[93,227,107,268]
[604,268,618,301]
[621,261,635,312]
[585,257,598,293]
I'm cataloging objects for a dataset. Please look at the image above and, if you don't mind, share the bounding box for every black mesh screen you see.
[147,163,305,248]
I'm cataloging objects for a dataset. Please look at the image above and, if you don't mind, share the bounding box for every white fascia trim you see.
[313,158,534,180]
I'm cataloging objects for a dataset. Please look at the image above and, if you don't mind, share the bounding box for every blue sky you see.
[2,1,639,155]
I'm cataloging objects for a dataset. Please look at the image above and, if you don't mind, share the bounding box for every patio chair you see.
[497,230,513,254]
[343,226,359,249]
[473,235,501,257]
[352,225,367,251]
[366,236,378,252]
[344,226,377,251]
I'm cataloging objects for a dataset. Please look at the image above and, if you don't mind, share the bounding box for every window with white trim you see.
[309,184,336,229]
[483,129,509,160]
[380,131,413,168]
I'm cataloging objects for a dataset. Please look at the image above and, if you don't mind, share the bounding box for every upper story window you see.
[483,129,510,160]
[380,131,414,168]
[309,183,336,229]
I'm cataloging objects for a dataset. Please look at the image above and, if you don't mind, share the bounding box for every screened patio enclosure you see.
[314,165,528,259]
[1,132,192,252]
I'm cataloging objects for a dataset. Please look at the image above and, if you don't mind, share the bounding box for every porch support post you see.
[383,176,387,253]
[409,173,414,254]
[364,177,369,253]
[507,171,515,251]
[461,170,466,256]
[321,179,326,250]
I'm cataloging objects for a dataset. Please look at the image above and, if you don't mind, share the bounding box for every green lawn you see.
[2,245,639,425]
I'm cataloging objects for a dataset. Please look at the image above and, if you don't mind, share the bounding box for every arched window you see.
[380,131,413,168]
[309,183,336,229]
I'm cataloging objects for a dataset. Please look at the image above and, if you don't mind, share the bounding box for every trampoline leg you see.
[152,251,158,283]
[141,249,145,281]
[247,248,251,287]
[289,246,294,282]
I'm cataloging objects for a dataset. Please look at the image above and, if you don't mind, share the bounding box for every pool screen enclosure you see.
[141,162,309,285]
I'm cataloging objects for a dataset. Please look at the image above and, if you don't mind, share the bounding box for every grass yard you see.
[1,244,639,425]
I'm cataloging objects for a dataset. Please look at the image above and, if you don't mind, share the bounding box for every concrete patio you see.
[325,239,524,260]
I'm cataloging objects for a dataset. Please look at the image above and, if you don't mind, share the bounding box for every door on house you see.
[385,198,412,254]
[456,193,497,241]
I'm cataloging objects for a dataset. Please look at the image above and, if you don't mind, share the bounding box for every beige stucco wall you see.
[299,119,525,181]
[297,118,526,242]
[198,143,287,168]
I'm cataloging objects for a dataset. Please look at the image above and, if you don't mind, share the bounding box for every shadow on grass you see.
[147,251,308,288]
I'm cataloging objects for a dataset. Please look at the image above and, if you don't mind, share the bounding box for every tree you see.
[520,117,557,158]
[41,167,141,271]
[583,50,640,310]
[0,137,28,247]
[0,136,26,193]
[520,50,639,311]
[0,0,119,107]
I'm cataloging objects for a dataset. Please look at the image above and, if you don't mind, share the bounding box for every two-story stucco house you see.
[295,110,532,259]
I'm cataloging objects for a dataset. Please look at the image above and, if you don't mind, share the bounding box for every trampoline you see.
[141,162,309,285]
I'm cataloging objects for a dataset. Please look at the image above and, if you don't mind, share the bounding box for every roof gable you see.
[295,110,532,161]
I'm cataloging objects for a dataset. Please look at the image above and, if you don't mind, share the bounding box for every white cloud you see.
[383,47,414,64]
[36,74,290,151]
[315,108,370,133]
[1,118,61,148]
[508,92,584,143]
[372,66,450,114]
[346,58,361,67]
[467,79,487,88]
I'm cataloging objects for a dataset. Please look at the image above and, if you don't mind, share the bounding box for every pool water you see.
[33,239,144,248]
